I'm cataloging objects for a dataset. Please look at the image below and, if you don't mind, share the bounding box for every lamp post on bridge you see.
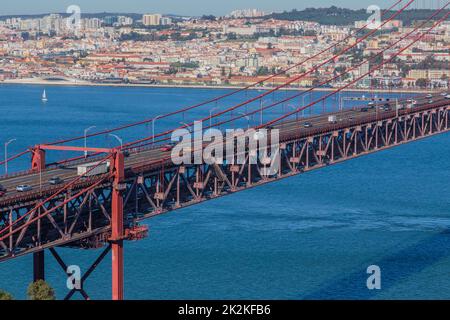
[4,138,16,175]
[179,122,192,133]
[151,115,163,145]
[237,112,250,130]
[209,107,219,129]
[108,134,123,149]
[259,99,272,126]
[84,126,96,159]
[287,104,299,122]
[302,92,312,117]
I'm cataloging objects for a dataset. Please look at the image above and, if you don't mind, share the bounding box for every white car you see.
[16,185,32,192]
[445,94,450,99]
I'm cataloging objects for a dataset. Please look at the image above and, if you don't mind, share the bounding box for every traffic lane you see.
[0,148,165,198]
[0,168,78,198]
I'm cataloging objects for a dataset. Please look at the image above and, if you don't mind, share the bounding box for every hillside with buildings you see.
[0,8,448,90]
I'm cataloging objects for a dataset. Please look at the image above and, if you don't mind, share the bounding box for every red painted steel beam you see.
[31,149,46,282]
[39,145,112,153]
[111,151,125,300]
[31,147,46,171]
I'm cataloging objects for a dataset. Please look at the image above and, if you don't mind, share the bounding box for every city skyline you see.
[0,0,400,16]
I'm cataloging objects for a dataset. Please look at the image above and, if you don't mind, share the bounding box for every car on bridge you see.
[49,177,64,185]
[160,142,177,152]
[16,185,32,192]
[381,103,391,111]
[0,184,6,197]
[328,115,337,123]
[303,122,313,128]
[77,161,110,177]
[445,94,450,99]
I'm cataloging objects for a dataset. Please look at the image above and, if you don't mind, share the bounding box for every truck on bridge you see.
[77,161,109,177]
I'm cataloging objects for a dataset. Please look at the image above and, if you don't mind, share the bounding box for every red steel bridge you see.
[0,0,449,300]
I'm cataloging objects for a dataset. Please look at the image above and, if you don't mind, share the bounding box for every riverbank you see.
[0,78,440,94]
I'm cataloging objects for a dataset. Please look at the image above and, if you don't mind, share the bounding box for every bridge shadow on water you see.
[302,229,450,300]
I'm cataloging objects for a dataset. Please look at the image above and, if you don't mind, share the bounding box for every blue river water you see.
[1,84,450,300]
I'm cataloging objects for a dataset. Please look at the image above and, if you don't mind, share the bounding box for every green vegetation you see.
[415,56,448,70]
[267,7,450,26]
[416,78,429,88]
[170,61,200,69]
[120,31,199,42]
[0,289,14,300]
[201,15,217,21]
[255,66,279,76]
[27,280,56,300]
[120,32,163,42]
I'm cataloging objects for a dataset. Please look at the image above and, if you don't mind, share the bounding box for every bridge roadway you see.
[0,92,448,207]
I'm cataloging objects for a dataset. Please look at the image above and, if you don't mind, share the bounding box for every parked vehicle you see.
[16,185,32,192]
[77,161,109,177]
[49,177,64,185]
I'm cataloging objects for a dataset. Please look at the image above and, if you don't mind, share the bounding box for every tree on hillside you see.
[27,280,56,300]
[0,289,14,300]
[415,78,428,88]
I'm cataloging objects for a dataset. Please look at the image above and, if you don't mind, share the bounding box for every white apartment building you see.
[143,14,162,26]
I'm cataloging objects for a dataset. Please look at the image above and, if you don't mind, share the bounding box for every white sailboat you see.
[42,89,48,102]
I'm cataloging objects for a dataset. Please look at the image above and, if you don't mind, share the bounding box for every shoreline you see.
[0,79,439,94]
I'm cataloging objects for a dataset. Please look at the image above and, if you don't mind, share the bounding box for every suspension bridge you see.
[0,0,449,300]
